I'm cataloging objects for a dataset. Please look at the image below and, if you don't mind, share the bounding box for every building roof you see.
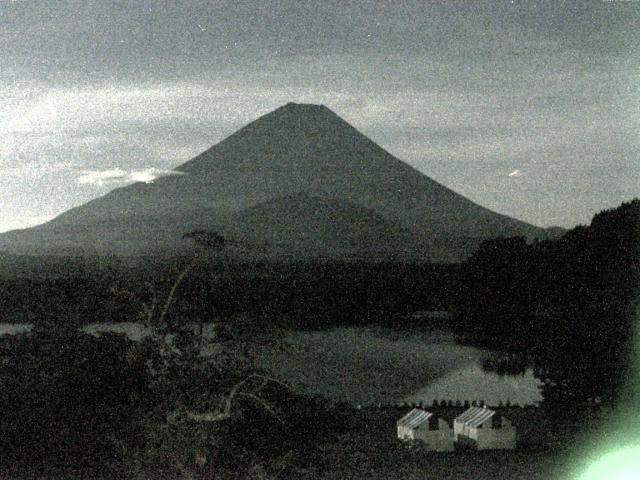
[454,406,495,428]
[397,408,433,429]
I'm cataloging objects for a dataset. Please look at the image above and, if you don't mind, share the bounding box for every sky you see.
[1,0,638,232]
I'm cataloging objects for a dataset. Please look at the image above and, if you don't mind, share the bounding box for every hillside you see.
[216,193,429,261]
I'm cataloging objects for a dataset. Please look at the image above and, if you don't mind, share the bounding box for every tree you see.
[116,231,295,479]
[453,199,640,416]
[0,326,149,472]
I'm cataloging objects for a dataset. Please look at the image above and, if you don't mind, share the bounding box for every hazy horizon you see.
[1,1,638,232]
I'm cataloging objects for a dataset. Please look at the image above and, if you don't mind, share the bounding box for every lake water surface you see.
[255,327,542,406]
[0,323,542,407]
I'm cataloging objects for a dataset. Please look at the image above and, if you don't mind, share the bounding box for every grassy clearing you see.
[296,408,574,480]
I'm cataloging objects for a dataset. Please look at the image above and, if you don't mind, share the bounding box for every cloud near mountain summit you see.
[77,168,182,186]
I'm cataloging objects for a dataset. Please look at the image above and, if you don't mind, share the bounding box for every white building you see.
[397,408,454,452]
[453,406,516,450]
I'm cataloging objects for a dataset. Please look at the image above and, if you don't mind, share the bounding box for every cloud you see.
[0,214,55,234]
[77,168,182,186]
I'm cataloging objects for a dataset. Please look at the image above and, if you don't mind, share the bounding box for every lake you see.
[255,327,542,406]
[0,323,542,407]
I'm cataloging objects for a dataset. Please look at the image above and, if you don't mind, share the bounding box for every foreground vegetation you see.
[0,314,608,479]
[297,407,577,480]
[0,199,637,478]
[0,258,460,329]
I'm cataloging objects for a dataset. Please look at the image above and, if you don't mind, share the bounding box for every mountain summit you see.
[0,103,545,262]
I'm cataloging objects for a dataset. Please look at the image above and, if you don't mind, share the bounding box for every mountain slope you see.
[176,102,541,240]
[0,102,546,262]
[217,193,430,261]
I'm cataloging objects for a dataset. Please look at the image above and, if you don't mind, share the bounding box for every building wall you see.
[454,420,478,441]
[454,417,516,450]
[398,418,454,451]
[414,423,454,452]
[453,420,464,440]
[397,424,416,440]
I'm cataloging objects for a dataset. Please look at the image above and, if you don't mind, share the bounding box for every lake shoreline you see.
[0,321,543,407]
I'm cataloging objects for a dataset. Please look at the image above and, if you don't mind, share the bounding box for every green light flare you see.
[573,307,640,480]
[577,446,640,480]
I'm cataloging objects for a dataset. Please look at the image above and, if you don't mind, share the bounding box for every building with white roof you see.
[453,406,516,450]
[397,408,454,451]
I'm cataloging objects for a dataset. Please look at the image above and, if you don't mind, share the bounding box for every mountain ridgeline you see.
[0,103,548,262]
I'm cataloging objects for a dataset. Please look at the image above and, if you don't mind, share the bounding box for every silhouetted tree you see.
[452,199,640,415]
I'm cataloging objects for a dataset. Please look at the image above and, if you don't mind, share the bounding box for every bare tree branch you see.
[157,261,196,328]
[184,410,232,423]
[141,282,157,325]
[173,374,288,425]
[237,392,284,423]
